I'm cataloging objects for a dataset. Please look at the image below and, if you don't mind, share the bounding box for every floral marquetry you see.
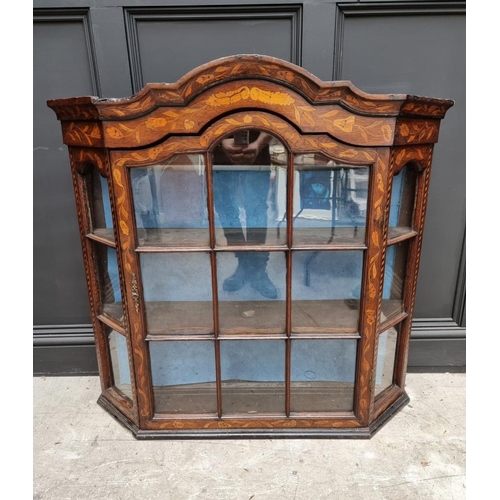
[48,55,453,438]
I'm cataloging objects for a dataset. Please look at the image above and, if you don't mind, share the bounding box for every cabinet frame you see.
[49,55,452,438]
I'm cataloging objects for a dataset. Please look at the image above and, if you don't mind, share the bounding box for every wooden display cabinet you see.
[48,55,453,438]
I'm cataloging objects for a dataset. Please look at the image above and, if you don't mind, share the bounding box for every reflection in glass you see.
[108,328,132,400]
[212,131,287,247]
[375,323,400,397]
[381,241,409,324]
[217,252,286,334]
[291,340,356,412]
[388,165,418,237]
[88,168,114,241]
[130,154,209,247]
[220,340,285,414]
[140,253,213,335]
[95,244,123,322]
[150,341,217,414]
[291,251,363,333]
[292,154,369,245]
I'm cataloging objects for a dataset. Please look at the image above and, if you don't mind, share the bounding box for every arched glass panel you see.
[211,131,288,247]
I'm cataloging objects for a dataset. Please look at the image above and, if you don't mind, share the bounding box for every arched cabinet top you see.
[47,54,454,149]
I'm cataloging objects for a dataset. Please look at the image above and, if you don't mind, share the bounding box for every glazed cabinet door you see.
[109,123,388,428]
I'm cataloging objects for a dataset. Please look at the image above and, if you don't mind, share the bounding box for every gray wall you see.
[33,0,465,374]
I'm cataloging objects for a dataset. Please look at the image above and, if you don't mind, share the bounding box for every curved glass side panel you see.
[140,253,213,335]
[86,167,114,243]
[375,322,401,398]
[130,154,208,247]
[95,243,123,323]
[291,251,363,334]
[293,154,369,246]
[211,131,288,247]
[291,339,357,412]
[150,341,217,414]
[381,240,410,324]
[388,165,418,240]
[107,326,133,401]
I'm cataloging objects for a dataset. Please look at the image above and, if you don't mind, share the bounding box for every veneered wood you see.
[138,299,366,336]
[48,55,453,438]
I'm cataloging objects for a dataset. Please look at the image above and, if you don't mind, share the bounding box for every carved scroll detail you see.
[131,273,140,313]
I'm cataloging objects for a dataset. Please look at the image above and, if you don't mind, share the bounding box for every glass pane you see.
[150,341,217,414]
[140,253,213,335]
[88,168,114,241]
[130,154,209,247]
[95,244,123,322]
[388,165,418,238]
[291,340,356,412]
[212,131,287,247]
[375,323,400,397]
[292,251,363,334]
[217,252,286,334]
[293,154,369,246]
[220,340,285,414]
[108,328,132,401]
[381,241,409,324]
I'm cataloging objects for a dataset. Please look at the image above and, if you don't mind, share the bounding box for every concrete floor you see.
[33,373,465,500]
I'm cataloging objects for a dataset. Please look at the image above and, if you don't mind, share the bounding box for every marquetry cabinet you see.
[48,55,453,438]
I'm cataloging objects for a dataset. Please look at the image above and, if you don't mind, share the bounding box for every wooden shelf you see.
[87,228,115,247]
[387,227,417,245]
[135,227,370,251]
[145,301,214,334]
[137,228,210,249]
[153,380,354,415]
[137,227,289,250]
[380,300,405,325]
[290,381,355,412]
[293,227,366,247]
[219,301,286,334]
[98,311,125,334]
[144,300,363,336]
[153,382,218,415]
[292,300,359,334]
[101,303,125,327]
[215,228,286,247]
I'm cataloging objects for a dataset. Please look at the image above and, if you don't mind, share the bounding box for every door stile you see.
[109,152,154,427]
[205,150,223,418]
[354,148,391,426]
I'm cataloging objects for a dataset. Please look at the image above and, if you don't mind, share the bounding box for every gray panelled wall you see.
[33,0,465,374]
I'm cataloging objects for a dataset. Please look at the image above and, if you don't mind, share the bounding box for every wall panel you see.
[125,6,302,91]
[336,2,466,325]
[34,10,100,324]
[33,1,465,373]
